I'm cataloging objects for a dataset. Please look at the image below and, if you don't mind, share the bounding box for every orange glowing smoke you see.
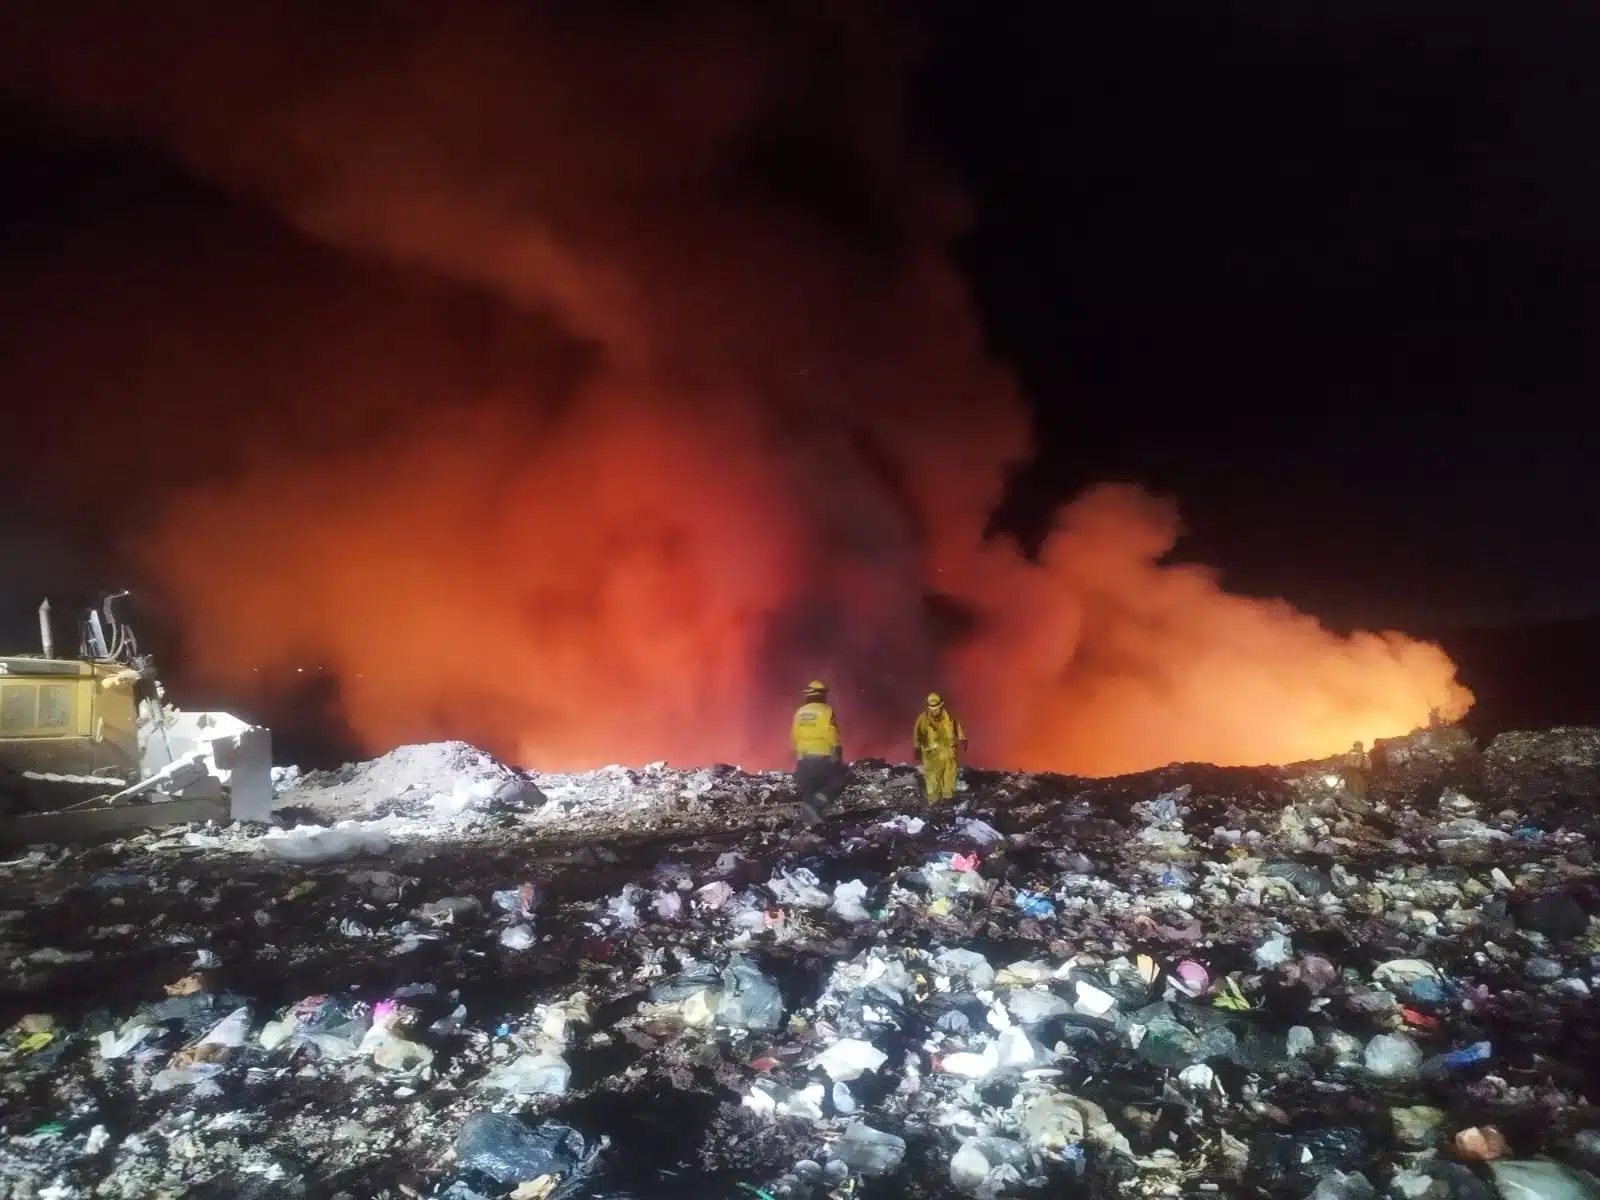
[3,2,1471,773]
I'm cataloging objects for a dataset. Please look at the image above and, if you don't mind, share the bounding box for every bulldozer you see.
[0,593,273,839]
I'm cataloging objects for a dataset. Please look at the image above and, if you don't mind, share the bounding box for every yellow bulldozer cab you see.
[0,657,141,779]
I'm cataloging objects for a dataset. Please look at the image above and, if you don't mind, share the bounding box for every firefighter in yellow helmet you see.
[913,692,966,803]
[791,680,845,826]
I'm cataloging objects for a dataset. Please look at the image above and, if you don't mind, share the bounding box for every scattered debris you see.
[1,726,1599,1198]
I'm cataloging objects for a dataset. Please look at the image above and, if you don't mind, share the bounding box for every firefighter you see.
[913,692,966,803]
[1343,740,1371,805]
[791,680,844,826]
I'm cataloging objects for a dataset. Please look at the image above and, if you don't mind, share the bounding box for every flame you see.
[4,2,1472,773]
[145,425,1470,773]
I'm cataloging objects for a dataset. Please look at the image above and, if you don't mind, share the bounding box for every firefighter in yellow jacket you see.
[913,692,966,803]
[791,680,845,826]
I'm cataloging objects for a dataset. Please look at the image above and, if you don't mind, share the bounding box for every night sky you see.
[0,2,1596,759]
[930,2,1600,631]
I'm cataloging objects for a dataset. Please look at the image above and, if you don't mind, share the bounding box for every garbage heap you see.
[3,726,1600,1200]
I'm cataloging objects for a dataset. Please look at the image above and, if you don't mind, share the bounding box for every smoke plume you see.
[0,1,1471,772]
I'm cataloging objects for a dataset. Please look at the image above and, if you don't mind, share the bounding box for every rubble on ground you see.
[2,727,1600,1199]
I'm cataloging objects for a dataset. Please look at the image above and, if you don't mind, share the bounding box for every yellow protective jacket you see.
[792,701,842,759]
[913,708,965,757]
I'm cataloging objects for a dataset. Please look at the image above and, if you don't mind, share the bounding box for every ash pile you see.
[4,729,1600,1200]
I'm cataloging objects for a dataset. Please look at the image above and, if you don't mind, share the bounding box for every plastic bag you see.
[1005,989,1071,1025]
[716,956,785,1030]
[994,960,1053,986]
[198,1006,251,1048]
[1261,861,1333,896]
[934,948,996,990]
[1015,891,1056,919]
[98,1022,153,1059]
[500,924,536,950]
[1020,1094,1084,1151]
[830,880,871,922]
[956,818,1004,844]
[430,1005,468,1035]
[1372,958,1443,997]
[648,962,721,1004]
[492,883,540,918]
[652,891,683,920]
[262,820,392,864]
[950,1136,1030,1195]
[1489,1159,1600,1200]
[605,886,642,928]
[695,881,733,910]
[1254,932,1294,969]
[1363,1032,1423,1079]
[455,1113,593,1185]
[743,1079,826,1121]
[768,868,830,909]
[419,896,482,924]
[1420,1041,1492,1080]
[1135,1017,1199,1068]
[370,1031,434,1073]
[831,1123,906,1176]
[940,1048,997,1078]
[810,1038,887,1082]
[877,815,926,836]
[302,1013,371,1061]
[993,1026,1044,1069]
[481,1051,571,1096]
[1073,980,1117,1017]
[1140,791,1184,824]
[151,1062,224,1094]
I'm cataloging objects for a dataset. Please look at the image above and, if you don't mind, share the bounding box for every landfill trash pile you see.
[3,726,1600,1199]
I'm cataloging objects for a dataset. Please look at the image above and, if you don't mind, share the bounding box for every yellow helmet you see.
[926,692,944,709]
[805,679,829,697]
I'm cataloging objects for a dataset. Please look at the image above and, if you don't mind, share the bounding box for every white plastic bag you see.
[199,1006,251,1048]
[98,1022,153,1059]
[1363,1033,1422,1079]
[1005,988,1071,1024]
[1073,980,1117,1017]
[810,1038,888,1081]
[768,868,830,909]
[261,820,393,864]
[482,1051,571,1096]
[830,880,872,922]
[500,924,536,950]
[696,881,733,909]
[934,948,997,990]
